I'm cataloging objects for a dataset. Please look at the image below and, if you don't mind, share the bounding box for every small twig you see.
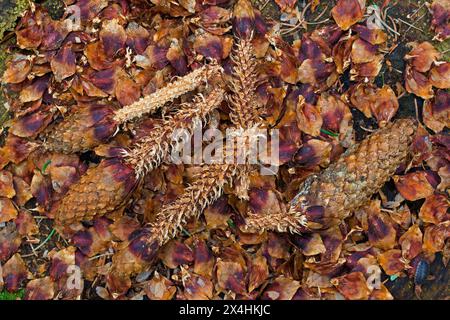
[359,125,376,133]
[414,98,420,124]
[280,22,299,27]
[369,5,401,37]
[396,18,425,33]
[33,216,50,220]
[387,42,399,55]
[407,1,427,19]
[260,0,270,11]
[0,31,15,45]
[28,243,38,257]
[31,229,56,252]
[280,2,311,35]
[181,228,191,237]
[25,237,40,244]
[404,13,427,34]
[387,16,399,42]
[313,5,328,22]
[89,252,114,261]
[58,233,70,246]
[306,18,330,25]
[281,23,304,36]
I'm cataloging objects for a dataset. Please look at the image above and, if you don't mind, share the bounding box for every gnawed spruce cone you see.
[42,63,221,154]
[124,87,225,177]
[150,163,237,245]
[244,118,418,233]
[52,88,225,226]
[106,163,238,295]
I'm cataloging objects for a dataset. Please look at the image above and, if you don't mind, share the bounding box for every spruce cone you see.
[52,159,138,226]
[244,211,308,234]
[228,38,261,128]
[227,36,263,199]
[245,119,417,233]
[112,63,222,124]
[42,103,118,154]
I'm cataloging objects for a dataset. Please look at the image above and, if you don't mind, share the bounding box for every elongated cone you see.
[243,211,309,234]
[112,63,222,123]
[227,36,263,199]
[52,158,138,226]
[244,119,417,233]
[42,63,222,154]
[146,129,252,246]
[228,39,260,128]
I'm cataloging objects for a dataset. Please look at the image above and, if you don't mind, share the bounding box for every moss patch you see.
[0,0,31,126]
[0,0,29,40]
[0,55,9,126]
[0,37,14,127]
[43,0,65,20]
[0,289,25,300]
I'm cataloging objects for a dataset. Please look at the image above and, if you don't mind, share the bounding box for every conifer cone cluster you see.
[53,87,225,227]
[244,118,418,233]
[3,0,449,301]
[41,63,221,154]
[142,27,264,247]
[107,3,267,291]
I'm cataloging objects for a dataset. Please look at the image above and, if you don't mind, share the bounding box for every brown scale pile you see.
[0,0,449,301]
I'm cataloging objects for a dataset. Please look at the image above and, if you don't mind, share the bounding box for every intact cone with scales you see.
[244,118,418,233]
